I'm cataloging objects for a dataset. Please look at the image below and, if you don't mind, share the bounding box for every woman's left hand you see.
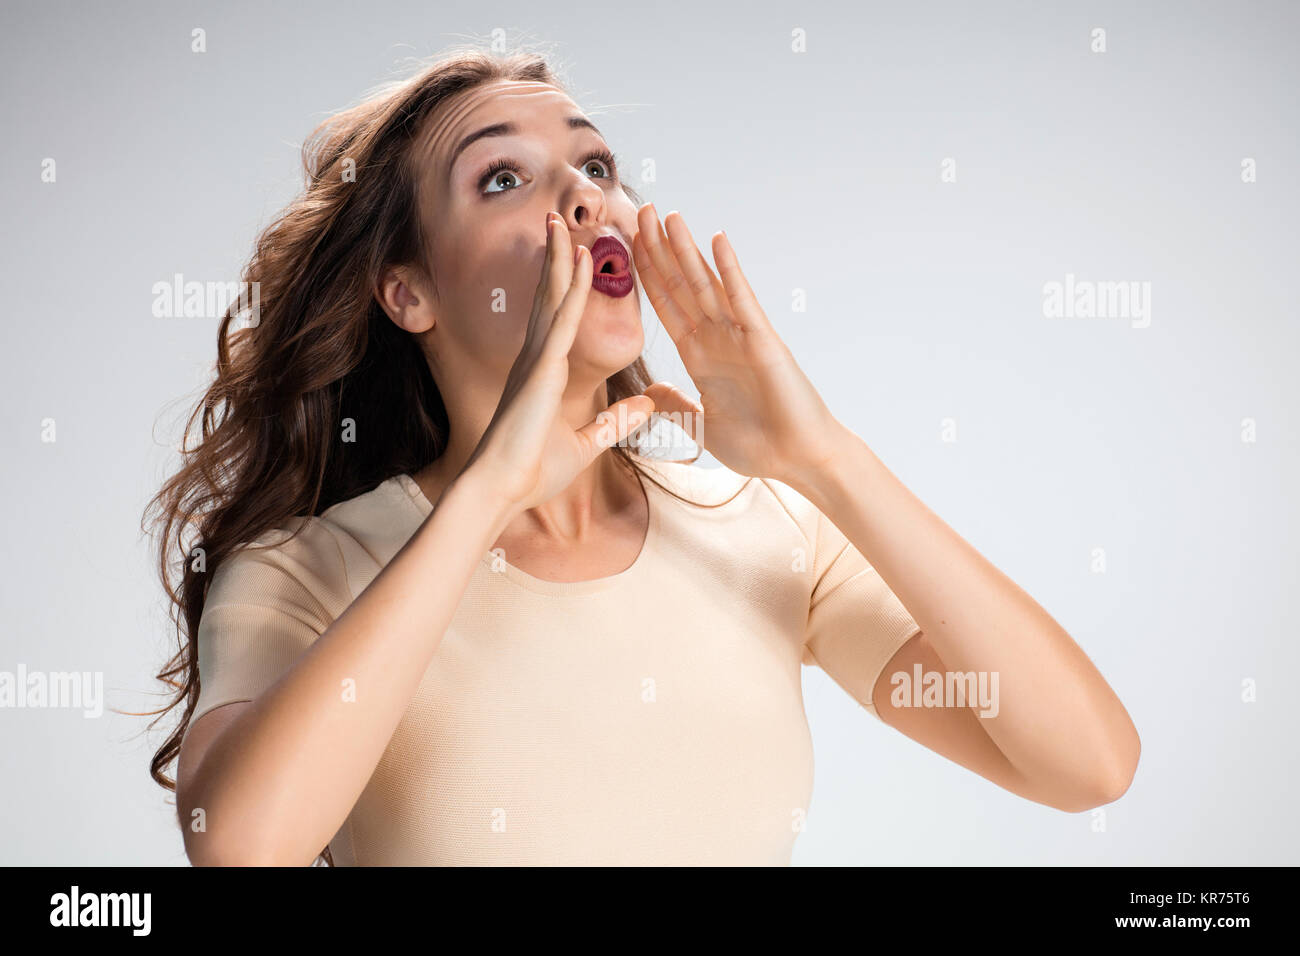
[631,203,845,485]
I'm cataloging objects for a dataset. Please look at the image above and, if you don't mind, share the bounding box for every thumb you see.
[641,381,704,444]
[575,395,657,464]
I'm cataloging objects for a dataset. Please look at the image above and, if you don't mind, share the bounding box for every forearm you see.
[182,467,514,866]
[790,429,1140,804]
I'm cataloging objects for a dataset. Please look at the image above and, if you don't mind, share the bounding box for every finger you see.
[636,202,709,328]
[632,231,699,347]
[663,211,730,325]
[642,381,704,445]
[711,230,772,333]
[546,213,575,303]
[575,394,657,464]
[538,244,593,363]
[524,212,574,352]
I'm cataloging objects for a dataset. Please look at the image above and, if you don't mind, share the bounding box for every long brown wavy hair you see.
[140,45,739,865]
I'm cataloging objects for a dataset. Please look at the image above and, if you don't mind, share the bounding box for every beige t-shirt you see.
[187,458,921,865]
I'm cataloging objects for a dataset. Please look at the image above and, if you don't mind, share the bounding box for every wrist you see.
[787,426,873,514]
[443,464,520,541]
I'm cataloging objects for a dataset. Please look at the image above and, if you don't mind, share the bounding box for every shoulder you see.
[636,456,746,501]
[317,474,421,561]
[206,475,413,613]
[636,456,821,546]
[206,514,348,615]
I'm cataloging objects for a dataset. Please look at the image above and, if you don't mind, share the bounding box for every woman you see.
[143,47,1140,866]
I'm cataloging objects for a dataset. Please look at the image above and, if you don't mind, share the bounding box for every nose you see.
[554,175,607,236]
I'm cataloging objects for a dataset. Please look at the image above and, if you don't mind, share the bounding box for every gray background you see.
[1,0,1295,864]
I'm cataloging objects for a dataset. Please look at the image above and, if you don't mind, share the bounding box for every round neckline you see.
[394,468,662,596]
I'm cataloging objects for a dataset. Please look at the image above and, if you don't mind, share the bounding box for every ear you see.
[375,264,437,334]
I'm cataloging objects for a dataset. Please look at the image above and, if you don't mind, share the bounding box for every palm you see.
[468,217,655,512]
[631,206,842,483]
[484,357,652,510]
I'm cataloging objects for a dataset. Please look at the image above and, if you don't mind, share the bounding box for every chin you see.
[574,300,643,364]
[571,322,645,379]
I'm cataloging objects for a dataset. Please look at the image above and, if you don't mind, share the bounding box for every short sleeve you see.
[801,507,922,722]
[186,518,350,736]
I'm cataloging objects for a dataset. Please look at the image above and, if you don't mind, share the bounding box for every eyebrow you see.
[449,115,604,175]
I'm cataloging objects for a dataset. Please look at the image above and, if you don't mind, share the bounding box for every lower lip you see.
[591,267,634,298]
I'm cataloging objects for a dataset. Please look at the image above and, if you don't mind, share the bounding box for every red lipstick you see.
[588,235,634,298]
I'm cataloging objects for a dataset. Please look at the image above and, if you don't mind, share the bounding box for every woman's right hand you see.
[460,211,657,517]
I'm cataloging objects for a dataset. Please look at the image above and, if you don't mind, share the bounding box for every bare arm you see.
[177,470,512,866]
[814,435,1140,811]
[176,212,653,866]
[629,204,1139,811]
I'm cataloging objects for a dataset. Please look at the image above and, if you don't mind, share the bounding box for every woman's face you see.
[408,79,644,395]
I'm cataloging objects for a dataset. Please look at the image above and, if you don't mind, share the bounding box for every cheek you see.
[434,228,542,355]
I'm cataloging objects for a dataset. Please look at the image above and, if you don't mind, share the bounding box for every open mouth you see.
[588,235,634,298]
[590,235,630,275]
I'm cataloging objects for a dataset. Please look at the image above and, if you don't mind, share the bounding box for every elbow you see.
[1060,725,1142,813]
[185,834,301,867]
[1073,767,1136,812]
[1100,750,1140,805]
[179,800,298,867]
[184,828,280,867]
[177,792,252,866]
[1100,717,1142,804]
[187,847,252,868]
[178,779,311,866]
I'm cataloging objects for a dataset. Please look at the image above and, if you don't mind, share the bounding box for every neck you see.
[412,378,640,543]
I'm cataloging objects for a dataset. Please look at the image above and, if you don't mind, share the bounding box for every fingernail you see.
[574,245,583,264]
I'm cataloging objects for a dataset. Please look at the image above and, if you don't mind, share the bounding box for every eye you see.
[582,148,619,182]
[480,158,521,194]
[477,147,621,197]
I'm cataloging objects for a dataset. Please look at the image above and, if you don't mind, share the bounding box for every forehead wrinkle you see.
[418,81,579,190]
